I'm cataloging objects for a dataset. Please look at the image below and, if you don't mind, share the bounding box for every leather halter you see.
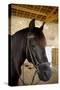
[26,35,39,71]
[26,33,49,72]
[26,33,50,84]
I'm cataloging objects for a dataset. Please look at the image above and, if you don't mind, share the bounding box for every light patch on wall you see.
[35,20,42,27]
[45,47,52,67]
[11,16,31,34]
[43,23,58,47]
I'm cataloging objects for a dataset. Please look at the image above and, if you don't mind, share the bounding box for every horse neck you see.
[20,33,27,66]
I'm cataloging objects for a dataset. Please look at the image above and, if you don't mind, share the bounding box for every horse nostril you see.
[44,71,51,81]
[44,72,48,78]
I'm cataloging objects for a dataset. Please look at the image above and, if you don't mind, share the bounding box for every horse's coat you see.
[8,19,51,86]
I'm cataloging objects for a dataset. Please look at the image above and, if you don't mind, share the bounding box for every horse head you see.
[26,19,51,81]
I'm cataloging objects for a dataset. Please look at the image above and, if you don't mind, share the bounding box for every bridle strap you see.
[26,35,50,68]
[26,35,43,71]
[26,35,42,84]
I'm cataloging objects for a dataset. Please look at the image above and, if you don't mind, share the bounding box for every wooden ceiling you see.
[9,4,58,23]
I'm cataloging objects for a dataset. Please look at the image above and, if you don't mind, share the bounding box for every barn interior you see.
[8,4,58,85]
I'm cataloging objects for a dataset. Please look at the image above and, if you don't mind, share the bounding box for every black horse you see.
[8,19,51,86]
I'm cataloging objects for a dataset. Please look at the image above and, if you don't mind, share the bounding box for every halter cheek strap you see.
[26,36,38,68]
[26,34,45,70]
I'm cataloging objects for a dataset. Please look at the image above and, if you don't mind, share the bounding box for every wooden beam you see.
[11,5,47,17]
[45,8,58,22]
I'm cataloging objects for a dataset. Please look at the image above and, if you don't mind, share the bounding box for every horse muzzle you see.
[37,63,51,81]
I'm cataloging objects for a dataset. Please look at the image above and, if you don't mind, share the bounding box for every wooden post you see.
[52,48,58,65]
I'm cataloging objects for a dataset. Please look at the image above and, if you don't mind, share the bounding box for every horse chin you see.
[38,71,51,81]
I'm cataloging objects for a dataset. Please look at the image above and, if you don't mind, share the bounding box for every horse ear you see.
[29,19,35,30]
[40,22,45,31]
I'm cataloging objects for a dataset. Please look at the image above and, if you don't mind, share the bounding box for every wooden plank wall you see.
[52,48,58,65]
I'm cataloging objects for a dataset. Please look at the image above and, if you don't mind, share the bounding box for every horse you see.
[8,19,51,86]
